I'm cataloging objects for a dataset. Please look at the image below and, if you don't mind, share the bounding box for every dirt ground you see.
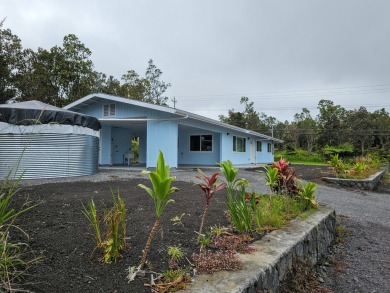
[14,179,231,293]
[10,164,390,293]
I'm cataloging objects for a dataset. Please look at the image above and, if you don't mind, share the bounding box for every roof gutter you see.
[99,114,189,122]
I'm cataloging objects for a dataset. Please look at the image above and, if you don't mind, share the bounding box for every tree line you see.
[0,19,170,107]
[220,97,390,156]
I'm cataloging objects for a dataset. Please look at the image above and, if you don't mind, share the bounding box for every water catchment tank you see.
[0,100,101,179]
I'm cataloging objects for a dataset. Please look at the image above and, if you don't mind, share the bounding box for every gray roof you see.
[64,93,283,143]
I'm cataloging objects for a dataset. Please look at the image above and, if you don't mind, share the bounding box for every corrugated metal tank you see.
[0,132,99,179]
[0,100,101,180]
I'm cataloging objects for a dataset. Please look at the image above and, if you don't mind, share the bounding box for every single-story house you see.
[63,93,282,168]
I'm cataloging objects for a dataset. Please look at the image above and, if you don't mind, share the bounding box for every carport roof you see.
[63,93,283,143]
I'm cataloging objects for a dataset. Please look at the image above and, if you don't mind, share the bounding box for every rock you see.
[318,277,325,283]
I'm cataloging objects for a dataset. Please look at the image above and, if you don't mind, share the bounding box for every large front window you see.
[233,136,246,152]
[190,135,212,152]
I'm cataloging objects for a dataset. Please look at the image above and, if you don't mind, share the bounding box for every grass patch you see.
[275,149,326,165]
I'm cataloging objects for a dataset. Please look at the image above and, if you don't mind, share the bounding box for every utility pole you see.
[171,97,177,108]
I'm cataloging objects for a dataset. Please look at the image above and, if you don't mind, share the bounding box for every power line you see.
[182,103,390,112]
[174,83,390,99]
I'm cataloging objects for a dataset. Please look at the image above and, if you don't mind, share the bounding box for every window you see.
[190,135,212,151]
[267,142,273,153]
[233,136,246,152]
[256,141,262,152]
[103,104,116,117]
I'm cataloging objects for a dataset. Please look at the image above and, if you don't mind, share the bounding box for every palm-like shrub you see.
[138,151,179,269]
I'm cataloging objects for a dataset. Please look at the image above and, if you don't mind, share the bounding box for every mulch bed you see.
[14,180,230,293]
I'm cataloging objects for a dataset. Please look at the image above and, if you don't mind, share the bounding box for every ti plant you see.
[137,151,179,270]
[195,169,226,243]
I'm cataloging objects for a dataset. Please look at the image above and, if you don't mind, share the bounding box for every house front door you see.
[250,139,256,164]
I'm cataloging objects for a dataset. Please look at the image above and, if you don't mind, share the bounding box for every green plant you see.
[167,246,185,269]
[254,196,286,231]
[218,160,248,195]
[153,268,191,292]
[195,169,226,243]
[198,234,212,252]
[0,170,42,291]
[102,190,127,263]
[298,181,319,209]
[328,154,345,175]
[137,151,179,269]
[263,166,279,195]
[83,190,126,264]
[0,171,36,226]
[82,199,102,248]
[170,213,186,227]
[226,186,254,234]
[210,224,230,236]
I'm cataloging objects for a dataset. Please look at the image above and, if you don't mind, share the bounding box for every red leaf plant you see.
[195,169,226,243]
[272,158,300,196]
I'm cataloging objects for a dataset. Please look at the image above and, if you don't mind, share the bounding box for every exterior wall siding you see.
[100,124,111,165]
[178,126,221,165]
[71,97,276,167]
[147,120,178,168]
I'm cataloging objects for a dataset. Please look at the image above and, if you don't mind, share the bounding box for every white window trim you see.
[189,134,213,152]
[103,103,116,117]
[267,142,273,153]
[256,140,262,152]
[233,135,246,153]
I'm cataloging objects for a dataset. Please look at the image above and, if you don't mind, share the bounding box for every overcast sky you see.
[2,0,390,121]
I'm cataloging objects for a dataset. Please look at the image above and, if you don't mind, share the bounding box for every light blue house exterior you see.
[63,93,282,168]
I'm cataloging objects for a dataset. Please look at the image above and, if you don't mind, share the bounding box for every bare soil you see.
[10,164,390,293]
[14,180,231,293]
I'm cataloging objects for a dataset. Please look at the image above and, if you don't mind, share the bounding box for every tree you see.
[0,21,23,103]
[219,96,278,135]
[120,70,148,100]
[345,107,375,154]
[370,108,390,151]
[219,110,246,128]
[143,59,171,105]
[60,34,95,104]
[294,108,317,153]
[316,99,347,147]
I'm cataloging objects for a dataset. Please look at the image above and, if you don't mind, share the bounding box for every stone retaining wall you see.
[186,206,336,293]
[322,167,387,190]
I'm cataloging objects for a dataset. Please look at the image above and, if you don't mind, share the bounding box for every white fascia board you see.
[63,93,177,115]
